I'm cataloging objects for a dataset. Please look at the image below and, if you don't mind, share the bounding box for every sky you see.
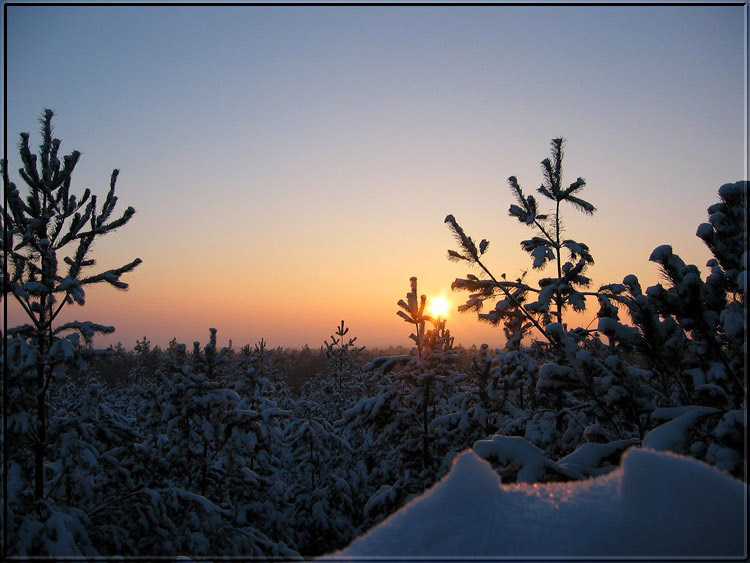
[3,4,746,350]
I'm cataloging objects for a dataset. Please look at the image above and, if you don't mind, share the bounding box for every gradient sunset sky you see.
[4,4,746,349]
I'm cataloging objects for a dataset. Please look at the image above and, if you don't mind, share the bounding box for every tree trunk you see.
[309,433,316,490]
[34,287,49,502]
[34,371,46,501]
[422,384,430,470]
[200,438,208,496]
[555,199,563,325]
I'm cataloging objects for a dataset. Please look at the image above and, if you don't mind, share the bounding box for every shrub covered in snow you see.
[444,139,745,483]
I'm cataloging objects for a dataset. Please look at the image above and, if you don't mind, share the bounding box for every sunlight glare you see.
[428,295,451,319]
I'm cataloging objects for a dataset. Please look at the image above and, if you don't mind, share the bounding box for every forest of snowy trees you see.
[1,112,745,557]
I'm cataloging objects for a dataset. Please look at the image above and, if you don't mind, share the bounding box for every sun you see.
[428,295,451,319]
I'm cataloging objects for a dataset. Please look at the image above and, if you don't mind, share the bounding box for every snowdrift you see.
[330,447,746,558]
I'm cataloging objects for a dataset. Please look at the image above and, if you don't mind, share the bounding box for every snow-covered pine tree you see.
[368,277,460,470]
[444,140,745,481]
[135,329,295,556]
[130,336,160,383]
[442,139,657,476]
[308,320,367,419]
[284,398,356,555]
[443,139,602,456]
[446,138,596,345]
[323,320,365,391]
[339,277,462,528]
[598,181,746,478]
[1,110,141,524]
[253,338,267,377]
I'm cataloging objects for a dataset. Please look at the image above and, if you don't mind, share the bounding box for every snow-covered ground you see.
[331,447,746,558]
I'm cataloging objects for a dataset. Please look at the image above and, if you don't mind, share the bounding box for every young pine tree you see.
[446,137,596,345]
[1,110,141,507]
[323,320,365,391]
[340,278,461,527]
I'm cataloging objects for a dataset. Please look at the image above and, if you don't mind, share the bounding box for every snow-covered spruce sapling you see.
[390,277,459,470]
[443,139,660,466]
[254,337,267,375]
[129,336,161,382]
[343,277,460,503]
[648,184,745,403]
[234,339,281,409]
[443,343,500,438]
[285,399,355,555]
[309,320,368,421]
[599,182,746,477]
[446,137,596,345]
[526,184,746,472]
[324,320,365,391]
[1,110,141,503]
[142,329,260,496]
[438,338,544,452]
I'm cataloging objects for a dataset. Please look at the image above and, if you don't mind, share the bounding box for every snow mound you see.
[328,448,745,557]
